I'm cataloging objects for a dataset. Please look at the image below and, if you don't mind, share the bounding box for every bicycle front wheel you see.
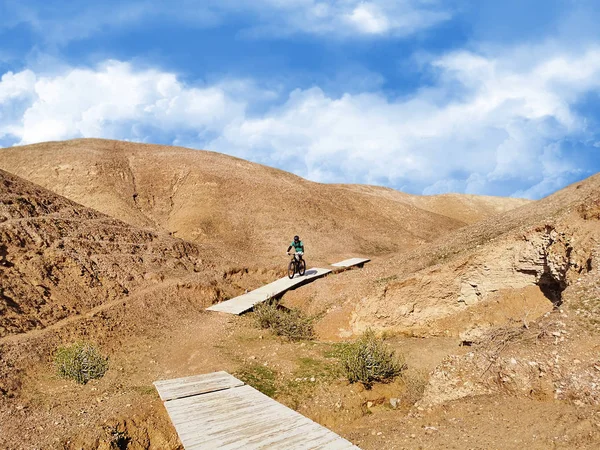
[288,260,296,279]
[299,259,306,276]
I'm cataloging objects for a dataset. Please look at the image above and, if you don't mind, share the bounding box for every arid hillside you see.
[0,139,529,267]
[336,183,531,224]
[0,168,217,340]
[285,172,600,341]
[0,168,270,449]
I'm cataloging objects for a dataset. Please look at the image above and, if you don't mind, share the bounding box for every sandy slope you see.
[0,169,279,449]
[0,168,218,339]
[282,173,600,341]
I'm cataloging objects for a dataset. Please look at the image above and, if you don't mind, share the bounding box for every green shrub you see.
[253,302,314,341]
[338,329,406,388]
[54,342,109,384]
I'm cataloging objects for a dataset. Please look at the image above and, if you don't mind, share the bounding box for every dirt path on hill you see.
[0,279,187,346]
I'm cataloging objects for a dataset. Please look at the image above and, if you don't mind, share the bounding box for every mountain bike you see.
[287,252,306,279]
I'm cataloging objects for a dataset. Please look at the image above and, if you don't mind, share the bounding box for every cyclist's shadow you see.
[302,269,318,276]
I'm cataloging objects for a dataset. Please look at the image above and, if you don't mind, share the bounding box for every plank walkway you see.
[331,258,371,268]
[207,257,369,316]
[206,268,331,314]
[154,371,360,450]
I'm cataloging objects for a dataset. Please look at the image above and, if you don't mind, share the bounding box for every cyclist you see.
[287,235,304,261]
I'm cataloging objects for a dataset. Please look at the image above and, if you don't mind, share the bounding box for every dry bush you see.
[254,301,281,329]
[338,329,406,388]
[253,302,314,341]
[400,369,428,405]
[478,321,554,379]
[54,342,108,384]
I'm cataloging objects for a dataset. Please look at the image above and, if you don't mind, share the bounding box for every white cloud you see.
[210,46,600,197]
[345,3,390,34]
[0,70,36,103]
[2,45,600,198]
[0,61,249,145]
[235,0,454,37]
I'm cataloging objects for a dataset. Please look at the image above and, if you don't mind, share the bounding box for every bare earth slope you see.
[281,173,600,449]
[0,168,285,449]
[285,173,600,340]
[337,184,531,224]
[359,172,600,333]
[0,142,598,448]
[0,168,212,339]
[0,139,528,267]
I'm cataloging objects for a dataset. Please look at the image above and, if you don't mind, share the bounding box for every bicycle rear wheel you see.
[288,260,296,279]
[299,259,306,276]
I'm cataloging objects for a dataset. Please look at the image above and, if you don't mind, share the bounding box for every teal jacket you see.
[288,240,304,253]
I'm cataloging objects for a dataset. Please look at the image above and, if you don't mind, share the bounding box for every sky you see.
[1,0,600,199]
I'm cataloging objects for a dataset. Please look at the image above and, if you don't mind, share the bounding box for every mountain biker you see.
[287,235,304,261]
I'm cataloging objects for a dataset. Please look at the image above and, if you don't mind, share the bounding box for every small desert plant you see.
[338,329,406,388]
[254,302,314,341]
[274,308,315,340]
[54,342,109,384]
[400,369,428,405]
[254,301,282,329]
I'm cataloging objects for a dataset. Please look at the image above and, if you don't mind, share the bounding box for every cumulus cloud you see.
[2,46,600,198]
[0,61,248,145]
[345,3,390,34]
[210,46,600,197]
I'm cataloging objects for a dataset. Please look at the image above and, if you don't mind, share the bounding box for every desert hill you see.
[0,168,217,340]
[336,183,531,224]
[275,172,600,449]
[0,168,267,448]
[284,172,600,340]
[0,139,529,268]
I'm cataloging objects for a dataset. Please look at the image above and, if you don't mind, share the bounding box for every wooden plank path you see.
[331,258,371,268]
[206,268,332,315]
[154,371,360,450]
[207,257,369,316]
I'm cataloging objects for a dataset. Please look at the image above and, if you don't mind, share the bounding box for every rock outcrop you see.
[349,174,600,336]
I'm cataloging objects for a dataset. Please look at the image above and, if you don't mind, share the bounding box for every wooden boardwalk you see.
[207,257,370,316]
[154,371,360,449]
[331,258,371,268]
[206,268,332,315]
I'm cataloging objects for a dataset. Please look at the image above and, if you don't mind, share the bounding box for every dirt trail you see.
[0,279,186,346]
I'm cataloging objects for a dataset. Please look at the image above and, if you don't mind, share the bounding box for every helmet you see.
[294,235,299,241]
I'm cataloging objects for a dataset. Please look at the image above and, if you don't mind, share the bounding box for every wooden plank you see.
[207,268,332,315]
[331,257,371,268]
[161,383,360,449]
[154,371,244,402]
[166,388,350,448]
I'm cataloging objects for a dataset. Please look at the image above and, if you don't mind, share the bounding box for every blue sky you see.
[1,0,600,198]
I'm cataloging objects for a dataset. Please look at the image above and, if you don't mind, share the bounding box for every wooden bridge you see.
[154,371,360,449]
[206,258,370,315]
